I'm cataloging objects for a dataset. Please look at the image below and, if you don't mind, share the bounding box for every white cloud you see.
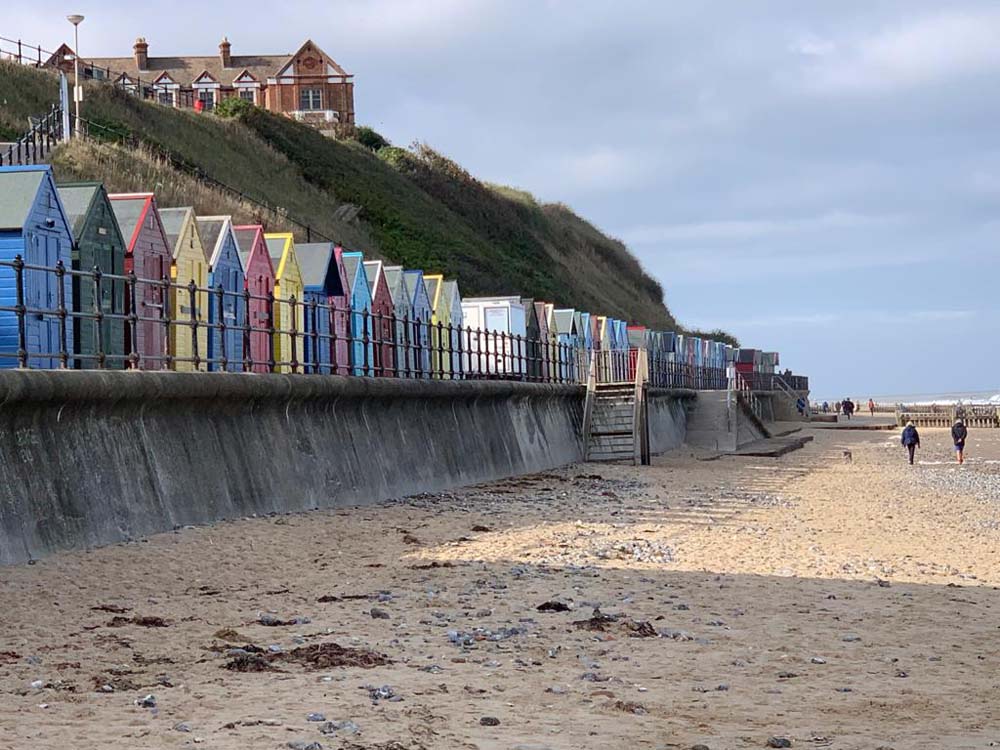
[797,9,1000,93]
[620,211,899,244]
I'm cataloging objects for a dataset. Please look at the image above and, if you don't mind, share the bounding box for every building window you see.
[158,90,173,106]
[299,88,322,111]
[238,88,255,103]
[198,90,215,110]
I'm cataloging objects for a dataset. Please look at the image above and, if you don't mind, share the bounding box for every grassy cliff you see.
[2,61,687,331]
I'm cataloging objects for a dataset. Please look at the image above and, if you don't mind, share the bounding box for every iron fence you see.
[0,104,63,167]
[0,257,738,389]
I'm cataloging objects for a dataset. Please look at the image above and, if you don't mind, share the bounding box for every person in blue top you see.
[901,421,920,465]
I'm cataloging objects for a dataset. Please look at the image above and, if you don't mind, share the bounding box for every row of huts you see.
[0,165,778,382]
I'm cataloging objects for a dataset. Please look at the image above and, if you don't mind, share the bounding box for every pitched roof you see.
[83,39,350,88]
[195,215,238,269]
[158,206,196,258]
[383,266,410,311]
[553,309,577,334]
[295,241,334,290]
[108,193,153,250]
[264,235,289,267]
[342,252,365,297]
[233,227,257,267]
[402,270,427,309]
[363,260,383,297]
[0,167,46,230]
[55,182,101,237]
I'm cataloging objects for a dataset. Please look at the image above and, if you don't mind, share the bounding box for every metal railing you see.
[0,256,741,390]
[0,104,63,167]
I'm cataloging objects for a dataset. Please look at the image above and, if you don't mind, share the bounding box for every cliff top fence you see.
[895,404,999,428]
[0,256,725,389]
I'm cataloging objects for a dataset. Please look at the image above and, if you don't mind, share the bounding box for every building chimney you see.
[219,37,231,68]
[134,37,148,70]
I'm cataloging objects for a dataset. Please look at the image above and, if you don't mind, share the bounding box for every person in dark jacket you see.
[901,421,920,465]
[951,419,968,464]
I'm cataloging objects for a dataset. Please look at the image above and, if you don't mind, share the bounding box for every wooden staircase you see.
[582,349,650,464]
[587,383,639,461]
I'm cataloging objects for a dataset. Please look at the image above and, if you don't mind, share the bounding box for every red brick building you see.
[46,38,354,134]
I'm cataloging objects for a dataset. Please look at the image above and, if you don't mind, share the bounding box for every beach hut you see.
[533,301,552,381]
[384,265,413,376]
[233,225,275,372]
[442,280,463,379]
[342,251,373,375]
[364,260,395,376]
[196,216,245,371]
[296,242,349,375]
[521,298,540,381]
[580,312,594,354]
[552,308,580,382]
[160,207,209,371]
[264,233,305,373]
[0,166,74,368]
[109,192,171,368]
[423,274,448,378]
[56,181,126,369]
[403,270,432,377]
[461,296,527,377]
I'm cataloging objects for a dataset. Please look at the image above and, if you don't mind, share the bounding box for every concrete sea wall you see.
[647,388,694,454]
[0,371,588,565]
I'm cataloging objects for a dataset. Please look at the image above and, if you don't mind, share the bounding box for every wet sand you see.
[1,425,999,750]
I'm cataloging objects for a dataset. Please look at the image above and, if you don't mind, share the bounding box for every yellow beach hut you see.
[159,207,209,371]
[264,233,305,373]
[423,273,449,378]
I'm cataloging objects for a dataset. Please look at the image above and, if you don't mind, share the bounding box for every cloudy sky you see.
[10,1,999,399]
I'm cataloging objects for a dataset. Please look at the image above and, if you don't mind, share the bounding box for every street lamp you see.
[67,14,84,138]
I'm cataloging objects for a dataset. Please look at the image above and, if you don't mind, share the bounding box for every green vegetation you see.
[686,328,741,348]
[0,60,738,338]
[354,125,390,152]
[213,96,255,119]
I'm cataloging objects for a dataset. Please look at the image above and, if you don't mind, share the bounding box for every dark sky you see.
[13,0,1000,399]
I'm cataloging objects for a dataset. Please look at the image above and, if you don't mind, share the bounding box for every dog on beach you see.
[842,450,853,463]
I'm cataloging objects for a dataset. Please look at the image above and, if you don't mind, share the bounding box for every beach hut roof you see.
[296,241,336,291]
[553,309,577,334]
[264,234,291,268]
[54,181,102,237]
[0,166,50,230]
[363,260,384,297]
[232,225,264,269]
[158,206,199,260]
[342,252,364,295]
[383,265,409,308]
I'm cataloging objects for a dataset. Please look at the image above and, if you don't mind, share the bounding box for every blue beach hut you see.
[196,216,245,371]
[341,251,373,375]
[297,242,349,374]
[403,269,432,377]
[0,165,74,368]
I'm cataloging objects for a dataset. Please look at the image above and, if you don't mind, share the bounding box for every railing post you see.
[242,288,252,372]
[160,275,172,370]
[266,289,276,373]
[362,308,370,377]
[331,306,340,376]
[55,260,68,369]
[388,311,398,378]
[127,271,140,369]
[92,265,105,369]
[310,298,319,374]
[187,279,200,371]
[289,294,298,374]
[465,325,474,379]
[13,256,27,368]
[216,284,226,372]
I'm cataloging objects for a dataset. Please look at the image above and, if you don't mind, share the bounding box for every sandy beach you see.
[2,423,999,750]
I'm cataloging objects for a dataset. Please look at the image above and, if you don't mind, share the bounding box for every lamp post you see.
[67,14,84,138]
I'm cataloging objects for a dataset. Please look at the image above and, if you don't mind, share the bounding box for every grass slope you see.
[2,61,692,332]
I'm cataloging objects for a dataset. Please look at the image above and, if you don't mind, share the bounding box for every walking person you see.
[868,398,875,417]
[951,419,968,464]
[901,420,920,465]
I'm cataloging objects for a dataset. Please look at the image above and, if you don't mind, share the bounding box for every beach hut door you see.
[28,235,62,362]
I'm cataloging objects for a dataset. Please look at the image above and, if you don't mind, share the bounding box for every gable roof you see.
[341,252,368,299]
[195,215,240,270]
[81,38,351,89]
[55,182,101,237]
[158,206,198,259]
[108,192,154,251]
[423,274,443,311]
[296,242,337,292]
[0,166,48,230]
[274,39,350,78]
[383,266,410,311]
[232,224,273,276]
[553,309,577,335]
[403,269,429,311]
[363,260,384,298]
